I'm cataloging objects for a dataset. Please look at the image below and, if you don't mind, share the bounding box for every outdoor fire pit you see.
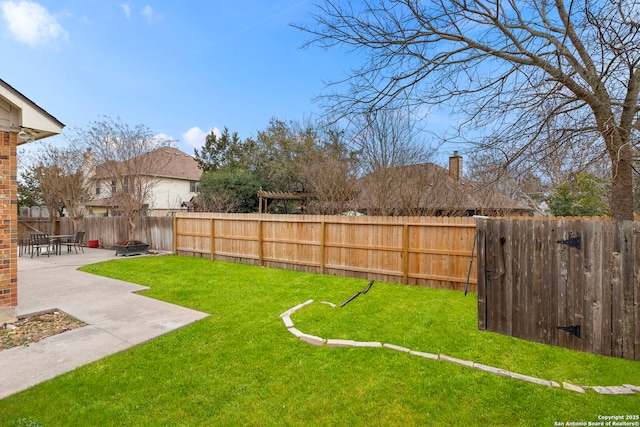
[114,240,149,257]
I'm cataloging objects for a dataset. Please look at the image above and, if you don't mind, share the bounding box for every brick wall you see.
[0,130,18,316]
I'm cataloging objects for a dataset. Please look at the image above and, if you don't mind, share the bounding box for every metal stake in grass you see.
[362,280,374,294]
[466,216,488,296]
[340,280,374,307]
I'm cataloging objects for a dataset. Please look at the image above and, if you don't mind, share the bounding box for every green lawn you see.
[1,255,639,426]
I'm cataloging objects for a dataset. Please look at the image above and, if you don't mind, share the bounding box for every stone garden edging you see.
[281,299,640,396]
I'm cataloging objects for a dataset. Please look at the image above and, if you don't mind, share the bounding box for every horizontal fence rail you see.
[174,213,478,292]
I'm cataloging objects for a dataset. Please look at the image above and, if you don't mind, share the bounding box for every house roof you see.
[84,195,124,208]
[94,146,202,181]
[355,162,530,214]
[137,147,202,181]
[0,78,64,143]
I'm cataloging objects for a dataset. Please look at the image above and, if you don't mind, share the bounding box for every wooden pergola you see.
[257,190,312,214]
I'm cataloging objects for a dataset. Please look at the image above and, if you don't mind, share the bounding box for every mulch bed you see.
[1,311,86,351]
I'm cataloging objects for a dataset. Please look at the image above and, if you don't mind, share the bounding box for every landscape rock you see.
[562,382,586,394]
[473,363,510,377]
[287,327,304,338]
[353,341,382,348]
[409,350,438,360]
[383,343,411,353]
[509,372,557,388]
[299,333,326,346]
[439,354,474,367]
[327,339,356,348]
[0,311,85,351]
[282,316,294,328]
[602,386,636,395]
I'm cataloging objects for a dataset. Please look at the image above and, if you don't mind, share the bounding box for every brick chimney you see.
[449,151,462,180]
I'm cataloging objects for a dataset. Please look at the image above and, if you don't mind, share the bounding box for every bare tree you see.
[350,108,434,215]
[31,163,63,229]
[67,117,172,241]
[466,150,549,215]
[29,143,91,231]
[396,164,450,216]
[467,108,612,214]
[356,162,477,216]
[301,153,357,214]
[298,0,640,219]
[199,191,241,213]
[635,142,640,212]
[296,125,359,214]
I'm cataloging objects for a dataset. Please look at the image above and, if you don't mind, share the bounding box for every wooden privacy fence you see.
[477,218,640,361]
[82,216,174,250]
[174,213,478,292]
[18,218,74,238]
[19,217,174,252]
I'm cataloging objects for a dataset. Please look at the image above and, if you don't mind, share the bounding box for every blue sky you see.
[2,0,467,167]
[1,0,364,154]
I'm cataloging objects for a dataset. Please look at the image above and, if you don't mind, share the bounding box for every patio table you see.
[47,234,74,255]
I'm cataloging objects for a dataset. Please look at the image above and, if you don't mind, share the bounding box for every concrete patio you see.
[0,248,209,400]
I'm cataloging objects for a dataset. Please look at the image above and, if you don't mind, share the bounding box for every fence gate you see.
[476,218,639,361]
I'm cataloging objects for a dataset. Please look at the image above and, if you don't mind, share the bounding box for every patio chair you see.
[30,234,51,258]
[19,231,34,257]
[64,231,85,254]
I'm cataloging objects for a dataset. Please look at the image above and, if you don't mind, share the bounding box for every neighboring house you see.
[354,153,530,216]
[0,78,64,323]
[84,146,202,217]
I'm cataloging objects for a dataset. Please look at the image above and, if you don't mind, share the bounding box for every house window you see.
[111,180,116,194]
[190,181,199,193]
[95,182,101,195]
[124,177,129,193]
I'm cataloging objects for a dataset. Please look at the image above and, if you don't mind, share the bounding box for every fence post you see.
[210,218,215,261]
[320,220,326,275]
[634,222,640,361]
[173,216,178,254]
[258,218,264,267]
[476,218,487,330]
[619,221,635,360]
[403,223,409,285]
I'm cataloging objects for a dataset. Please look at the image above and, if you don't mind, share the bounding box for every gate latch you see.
[556,325,581,338]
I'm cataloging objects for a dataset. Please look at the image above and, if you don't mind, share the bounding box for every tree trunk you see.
[72,218,83,232]
[609,141,635,221]
[128,216,137,241]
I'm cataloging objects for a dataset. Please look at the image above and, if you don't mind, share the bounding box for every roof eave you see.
[0,78,65,143]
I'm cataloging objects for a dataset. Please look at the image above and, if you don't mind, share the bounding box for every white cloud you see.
[120,3,131,19]
[182,127,220,149]
[141,5,153,22]
[0,1,68,47]
[153,133,174,146]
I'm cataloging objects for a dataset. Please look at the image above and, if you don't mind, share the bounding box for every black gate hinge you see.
[556,325,581,338]
[556,236,581,249]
